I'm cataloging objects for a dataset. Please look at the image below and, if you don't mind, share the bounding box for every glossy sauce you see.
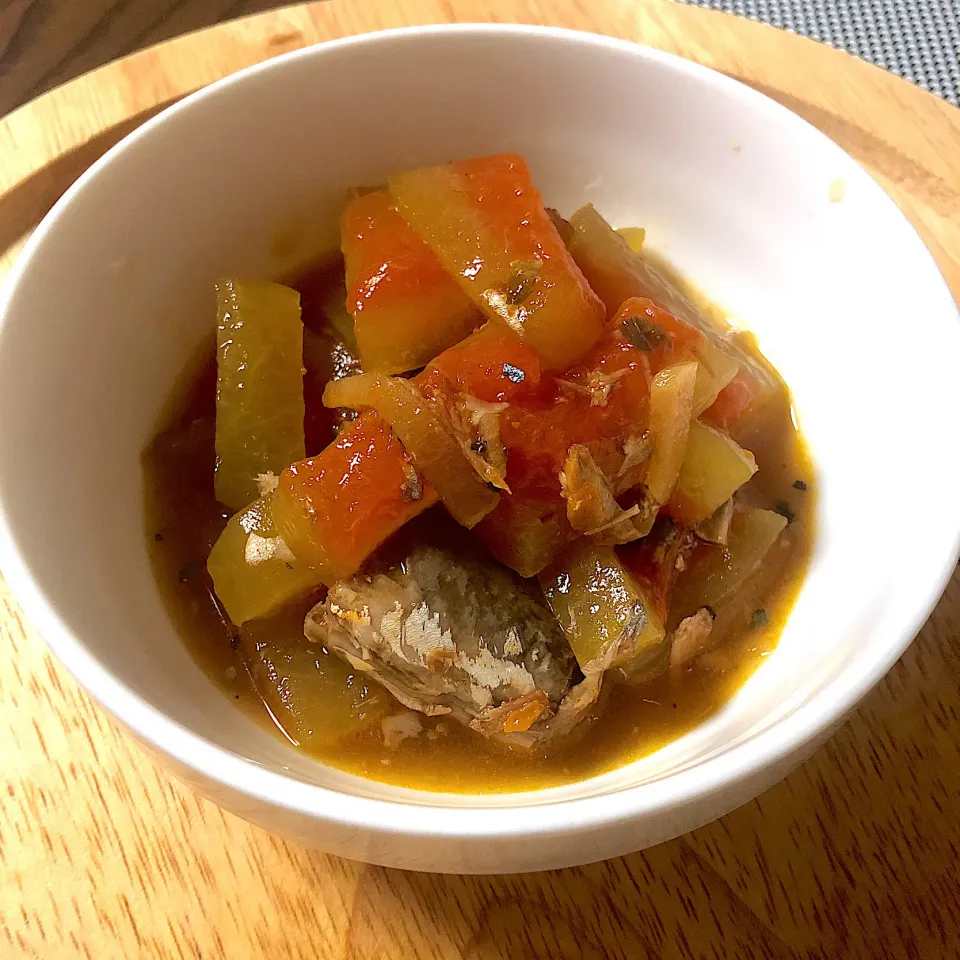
[144,257,815,794]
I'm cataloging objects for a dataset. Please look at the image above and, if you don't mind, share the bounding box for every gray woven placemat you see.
[675,0,960,104]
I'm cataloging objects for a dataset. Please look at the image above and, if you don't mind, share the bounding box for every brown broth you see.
[143,259,815,794]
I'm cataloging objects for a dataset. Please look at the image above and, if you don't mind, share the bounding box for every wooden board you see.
[1,2,959,957]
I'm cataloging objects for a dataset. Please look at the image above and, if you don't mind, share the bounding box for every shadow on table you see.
[0,101,175,262]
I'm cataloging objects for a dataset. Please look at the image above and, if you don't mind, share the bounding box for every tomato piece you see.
[322,373,499,529]
[272,412,439,577]
[560,322,654,442]
[566,204,781,425]
[474,325,656,575]
[501,323,652,484]
[276,305,659,581]
[389,154,605,369]
[702,369,761,429]
[342,189,480,375]
[431,323,543,404]
[611,297,703,375]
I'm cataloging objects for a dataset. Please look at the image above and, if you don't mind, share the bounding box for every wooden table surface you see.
[0,0,292,115]
[2,1,960,957]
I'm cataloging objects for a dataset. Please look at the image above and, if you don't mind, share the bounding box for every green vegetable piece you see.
[672,507,788,619]
[318,275,359,353]
[214,279,305,510]
[540,543,665,676]
[241,603,390,748]
[207,496,325,625]
[669,420,758,524]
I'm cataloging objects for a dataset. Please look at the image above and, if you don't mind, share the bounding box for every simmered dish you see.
[145,154,813,792]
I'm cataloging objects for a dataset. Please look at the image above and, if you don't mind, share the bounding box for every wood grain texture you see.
[0,0,289,116]
[1,1,958,957]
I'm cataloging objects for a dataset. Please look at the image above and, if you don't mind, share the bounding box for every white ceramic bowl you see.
[1,25,958,874]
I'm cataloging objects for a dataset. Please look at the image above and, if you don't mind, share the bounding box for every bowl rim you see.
[1,21,959,843]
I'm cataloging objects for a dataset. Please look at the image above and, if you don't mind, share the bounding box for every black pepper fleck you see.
[773,500,795,523]
[502,363,525,384]
[178,558,202,583]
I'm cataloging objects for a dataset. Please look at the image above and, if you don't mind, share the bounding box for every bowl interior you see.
[1,26,958,812]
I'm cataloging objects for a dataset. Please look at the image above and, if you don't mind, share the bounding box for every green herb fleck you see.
[621,316,669,352]
[793,480,808,492]
[773,500,796,523]
[178,558,202,583]
[750,608,769,630]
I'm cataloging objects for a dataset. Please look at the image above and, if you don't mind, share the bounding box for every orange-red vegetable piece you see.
[473,323,660,574]
[610,297,703,374]
[702,369,761,430]
[273,412,438,578]
[342,190,480,375]
[389,154,605,370]
[278,294,703,580]
[430,324,542,404]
